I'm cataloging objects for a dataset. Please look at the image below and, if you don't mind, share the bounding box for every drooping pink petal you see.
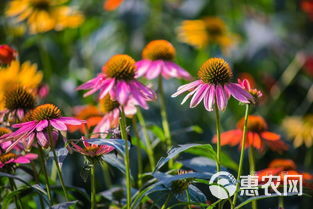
[58,117,85,125]
[225,83,254,103]
[215,85,228,111]
[146,61,162,79]
[116,81,131,105]
[166,62,192,80]
[181,86,199,105]
[204,85,215,111]
[131,81,156,100]
[135,60,152,78]
[76,76,102,90]
[172,80,202,97]
[26,132,36,150]
[98,78,116,99]
[50,119,67,131]
[14,156,31,164]
[189,84,209,108]
[36,120,48,131]
[11,121,36,128]
[37,132,48,147]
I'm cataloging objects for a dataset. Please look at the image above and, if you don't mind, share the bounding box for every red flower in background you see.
[257,159,313,188]
[213,115,288,153]
[303,55,313,77]
[103,0,124,11]
[301,0,313,20]
[0,45,17,65]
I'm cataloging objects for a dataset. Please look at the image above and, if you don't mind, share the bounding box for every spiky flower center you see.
[4,86,35,111]
[0,153,17,163]
[198,58,232,85]
[237,115,267,132]
[31,0,51,10]
[0,127,12,137]
[28,104,62,121]
[142,40,176,61]
[100,95,119,113]
[103,54,136,80]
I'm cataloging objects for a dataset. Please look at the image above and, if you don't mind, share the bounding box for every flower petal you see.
[225,83,254,103]
[260,131,280,141]
[50,119,67,131]
[190,84,209,108]
[172,80,202,97]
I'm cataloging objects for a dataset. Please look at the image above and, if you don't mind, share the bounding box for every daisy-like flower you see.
[282,115,313,148]
[238,78,262,100]
[0,151,38,169]
[77,54,156,109]
[6,0,84,34]
[136,40,192,80]
[172,57,254,111]
[0,60,42,110]
[93,94,136,135]
[257,159,313,188]
[0,104,85,151]
[71,138,114,162]
[177,17,238,52]
[213,115,288,152]
[0,86,36,124]
[0,45,17,65]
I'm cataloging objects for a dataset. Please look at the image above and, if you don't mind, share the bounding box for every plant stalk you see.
[37,145,52,204]
[214,102,222,172]
[91,163,96,209]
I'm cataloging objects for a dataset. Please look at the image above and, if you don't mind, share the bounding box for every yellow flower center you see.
[100,95,119,113]
[4,86,35,111]
[103,54,136,80]
[197,58,232,85]
[84,146,99,153]
[142,40,176,61]
[0,127,12,137]
[237,115,268,132]
[27,104,62,121]
[0,153,17,163]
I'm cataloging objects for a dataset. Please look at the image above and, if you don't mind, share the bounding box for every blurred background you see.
[1,0,313,208]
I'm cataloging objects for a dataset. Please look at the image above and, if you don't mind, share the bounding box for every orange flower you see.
[103,0,124,11]
[301,0,313,20]
[0,45,17,65]
[213,115,288,152]
[257,159,313,188]
[68,105,103,134]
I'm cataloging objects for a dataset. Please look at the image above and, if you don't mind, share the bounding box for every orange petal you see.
[260,131,280,141]
[103,0,124,11]
[213,130,242,146]
[252,133,262,150]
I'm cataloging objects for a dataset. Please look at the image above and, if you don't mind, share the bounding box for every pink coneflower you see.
[0,151,38,168]
[136,40,192,80]
[71,138,114,159]
[0,86,35,124]
[77,54,156,109]
[238,78,262,99]
[93,94,136,135]
[172,58,254,111]
[0,104,85,151]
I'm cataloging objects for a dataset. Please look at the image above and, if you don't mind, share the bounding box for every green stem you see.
[9,177,23,209]
[304,146,313,169]
[31,162,45,209]
[132,117,143,188]
[232,104,250,208]
[48,129,69,201]
[161,193,172,209]
[37,145,52,204]
[120,107,132,209]
[158,76,173,168]
[186,190,191,209]
[214,102,222,172]
[136,109,155,170]
[249,147,257,209]
[91,164,96,209]
[278,196,284,208]
[101,162,112,188]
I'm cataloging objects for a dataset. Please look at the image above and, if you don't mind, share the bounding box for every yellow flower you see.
[177,17,238,53]
[282,115,313,148]
[6,0,84,34]
[0,60,43,109]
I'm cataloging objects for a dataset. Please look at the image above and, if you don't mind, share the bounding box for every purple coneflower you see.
[71,138,114,158]
[172,57,254,111]
[136,40,192,80]
[77,54,156,109]
[0,104,85,151]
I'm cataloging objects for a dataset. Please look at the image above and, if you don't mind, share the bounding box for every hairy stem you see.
[90,164,96,209]
[37,145,52,204]
[214,102,222,172]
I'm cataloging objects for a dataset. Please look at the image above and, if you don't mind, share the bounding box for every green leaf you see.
[149,125,166,142]
[190,125,203,134]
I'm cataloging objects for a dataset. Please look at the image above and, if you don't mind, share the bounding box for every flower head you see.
[103,0,124,11]
[238,79,262,100]
[6,0,84,34]
[0,60,42,110]
[0,45,17,65]
[177,17,238,53]
[0,104,85,151]
[282,115,313,148]
[0,151,38,168]
[213,115,288,152]
[172,57,254,111]
[257,159,313,188]
[77,54,156,109]
[71,138,114,163]
[136,40,192,80]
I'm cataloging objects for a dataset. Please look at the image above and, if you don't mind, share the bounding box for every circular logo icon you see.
[209,171,237,199]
